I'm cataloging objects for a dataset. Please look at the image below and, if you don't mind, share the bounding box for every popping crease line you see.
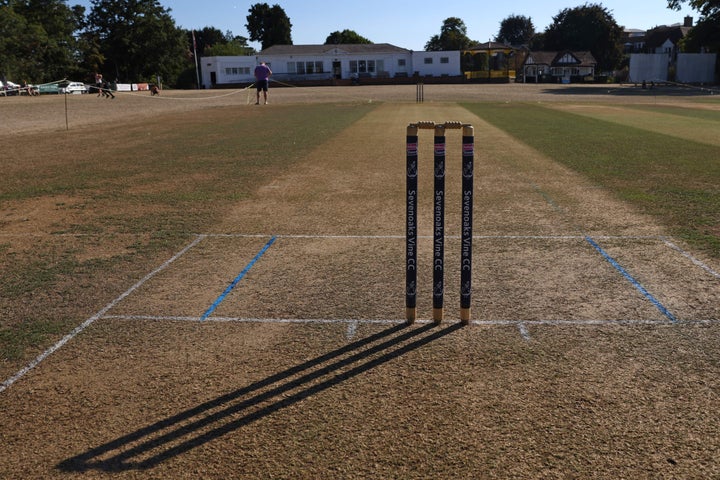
[196,233,669,241]
[0,235,206,394]
[662,237,720,280]
[101,315,720,326]
[0,232,672,241]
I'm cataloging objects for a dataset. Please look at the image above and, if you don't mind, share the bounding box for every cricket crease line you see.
[0,235,206,394]
[104,315,409,325]
[0,232,673,243]
[662,238,720,280]
[346,320,359,339]
[197,233,668,241]
[518,322,531,341]
[101,315,720,326]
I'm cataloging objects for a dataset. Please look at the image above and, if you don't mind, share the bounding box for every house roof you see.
[259,43,410,56]
[643,25,690,49]
[523,51,597,67]
[466,41,514,51]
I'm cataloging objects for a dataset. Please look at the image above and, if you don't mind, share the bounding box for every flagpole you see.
[192,30,200,89]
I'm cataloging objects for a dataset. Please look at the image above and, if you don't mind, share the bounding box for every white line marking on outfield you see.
[102,314,720,326]
[200,233,668,241]
[518,323,531,341]
[662,238,720,280]
[346,321,359,339]
[205,233,407,239]
[0,232,672,242]
[0,235,206,394]
[103,315,410,325]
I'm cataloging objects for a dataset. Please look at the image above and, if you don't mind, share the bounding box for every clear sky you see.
[74,0,696,51]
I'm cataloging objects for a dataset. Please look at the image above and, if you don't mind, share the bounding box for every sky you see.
[74,0,696,52]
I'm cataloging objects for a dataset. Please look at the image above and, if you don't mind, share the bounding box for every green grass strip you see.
[627,104,720,122]
[464,102,720,258]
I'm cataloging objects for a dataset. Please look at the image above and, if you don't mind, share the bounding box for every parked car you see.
[38,83,61,94]
[60,82,87,94]
[1,81,20,96]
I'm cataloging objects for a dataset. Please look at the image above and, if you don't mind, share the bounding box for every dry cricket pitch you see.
[2,84,720,479]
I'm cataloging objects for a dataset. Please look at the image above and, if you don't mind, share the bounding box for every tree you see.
[543,4,623,71]
[204,37,255,56]
[85,0,187,84]
[668,0,720,17]
[496,14,535,46]
[529,32,546,50]
[0,0,82,83]
[425,17,475,51]
[186,28,254,57]
[246,3,292,50]
[325,29,372,44]
[681,14,720,52]
[0,4,28,81]
[190,27,227,57]
[668,0,720,53]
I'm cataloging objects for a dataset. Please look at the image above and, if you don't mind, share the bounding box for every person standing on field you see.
[254,61,272,105]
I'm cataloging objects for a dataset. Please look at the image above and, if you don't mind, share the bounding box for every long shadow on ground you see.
[57,321,464,472]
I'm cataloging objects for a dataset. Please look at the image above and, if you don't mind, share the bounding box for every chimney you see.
[684,16,693,27]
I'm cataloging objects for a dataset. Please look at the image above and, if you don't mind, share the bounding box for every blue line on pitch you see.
[585,236,676,323]
[201,236,277,321]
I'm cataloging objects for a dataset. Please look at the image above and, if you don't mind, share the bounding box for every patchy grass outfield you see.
[4,99,720,366]
[3,99,719,368]
[0,103,374,364]
[466,102,720,257]
[2,94,720,478]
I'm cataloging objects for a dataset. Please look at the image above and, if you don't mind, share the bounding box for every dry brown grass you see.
[1,85,720,479]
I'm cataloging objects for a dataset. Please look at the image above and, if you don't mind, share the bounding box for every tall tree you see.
[204,37,255,56]
[668,0,720,17]
[0,0,81,83]
[190,28,254,56]
[325,29,372,44]
[190,27,228,58]
[668,0,720,53]
[496,14,535,46]
[543,4,623,71]
[0,4,29,82]
[85,0,187,84]
[246,3,292,50]
[682,15,720,52]
[425,17,475,51]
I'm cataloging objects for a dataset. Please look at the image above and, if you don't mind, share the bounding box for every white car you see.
[1,80,21,95]
[61,82,87,94]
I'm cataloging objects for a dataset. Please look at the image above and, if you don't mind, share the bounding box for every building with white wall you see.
[200,44,461,88]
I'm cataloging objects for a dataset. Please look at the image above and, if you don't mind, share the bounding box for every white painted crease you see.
[518,323,531,341]
[663,238,720,280]
[103,315,720,326]
[0,235,206,394]
[346,320,359,339]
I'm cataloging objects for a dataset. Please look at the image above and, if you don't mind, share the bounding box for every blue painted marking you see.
[201,236,277,321]
[585,236,676,323]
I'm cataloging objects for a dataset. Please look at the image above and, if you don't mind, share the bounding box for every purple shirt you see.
[254,64,271,80]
